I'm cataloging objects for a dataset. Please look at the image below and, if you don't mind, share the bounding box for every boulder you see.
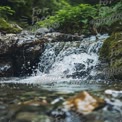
[100,31,122,80]
[63,91,105,115]
[0,30,86,77]
[48,91,105,121]
[0,32,44,77]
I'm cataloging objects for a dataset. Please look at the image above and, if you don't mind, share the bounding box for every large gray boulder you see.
[0,32,44,77]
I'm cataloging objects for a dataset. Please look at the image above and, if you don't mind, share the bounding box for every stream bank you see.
[100,21,122,80]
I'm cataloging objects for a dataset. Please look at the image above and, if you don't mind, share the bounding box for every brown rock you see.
[18,99,48,106]
[63,91,105,115]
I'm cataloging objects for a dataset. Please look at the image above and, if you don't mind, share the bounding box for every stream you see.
[0,34,122,122]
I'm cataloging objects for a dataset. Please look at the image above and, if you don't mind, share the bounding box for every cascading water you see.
[37,34,109,81]
[0,33,122,122]
[0,34,109,85]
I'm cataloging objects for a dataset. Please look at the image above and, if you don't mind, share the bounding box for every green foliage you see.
[37,4,97,34]
[93,1,122,27]
[0,6,15,19]
[0,0,121,34]
[0,18,21,33]
[4,0,71,21]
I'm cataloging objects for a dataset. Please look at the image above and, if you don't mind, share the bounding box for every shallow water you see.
[0,79,122,122]
[0,34,121,122]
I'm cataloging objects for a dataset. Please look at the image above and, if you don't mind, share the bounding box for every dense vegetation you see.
[0,0,122,34]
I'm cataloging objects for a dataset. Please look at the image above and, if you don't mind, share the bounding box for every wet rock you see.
[15,112,39,122]
[0,30,85,77]
[47,108,67,119]
[0,57,13,77]
[105,98,122,108]
[63,91,105,115]
[15,97,49,112]
[43,32,84,42]
[0,105,7,110]
[18,99,48,106]
[92,73,105,80]
[35,28,50,38]
[100,31,122,80]
[0,31,44,76]
[0,34,17,55]
[105,89,122,98]
[51,97,65,105]
[0,117,9,122]
[0,103,8,117]
[47,91,105,121]
[31,115,51,122]
[0,110,8,117]
[74,63,85,71]
[70,71,88,79]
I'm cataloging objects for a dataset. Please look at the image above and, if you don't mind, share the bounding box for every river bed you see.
[0,79,122,122]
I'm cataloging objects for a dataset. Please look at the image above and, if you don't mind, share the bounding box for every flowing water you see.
[0,34,122,122]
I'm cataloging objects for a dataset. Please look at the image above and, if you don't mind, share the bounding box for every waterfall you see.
[37,34,109,80]
[0,34,109,84]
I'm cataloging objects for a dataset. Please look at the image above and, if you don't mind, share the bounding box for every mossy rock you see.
[100,32,122,61]
[110,21,122,33]
[0,18,22,34]
[100,31,122,79]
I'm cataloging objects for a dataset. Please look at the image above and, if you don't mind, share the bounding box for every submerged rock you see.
[105,89,122,98]
[47,91,105,122]
[16,112,39,122]
[18,99,48,106]
[63,91,105,115]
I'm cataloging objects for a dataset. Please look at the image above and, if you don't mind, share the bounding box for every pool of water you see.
[0,79,122,122]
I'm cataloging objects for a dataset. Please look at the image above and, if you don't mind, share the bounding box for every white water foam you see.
[0,34,109,85]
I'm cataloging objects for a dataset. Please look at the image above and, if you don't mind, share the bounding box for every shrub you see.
[37,4,97,34]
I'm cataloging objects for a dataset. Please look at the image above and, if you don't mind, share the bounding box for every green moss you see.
[100,31,122,79]
[37,4,97,34]
[0,18,22,33]
[100,32,122,59]
[100,33,114,61]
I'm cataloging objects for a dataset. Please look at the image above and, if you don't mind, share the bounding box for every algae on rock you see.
[100,31,122,79]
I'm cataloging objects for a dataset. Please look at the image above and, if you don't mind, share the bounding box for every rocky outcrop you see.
[0,29,84,77]
[100,31,122,80]
[42,32,84,42]
[0,32,44,76]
